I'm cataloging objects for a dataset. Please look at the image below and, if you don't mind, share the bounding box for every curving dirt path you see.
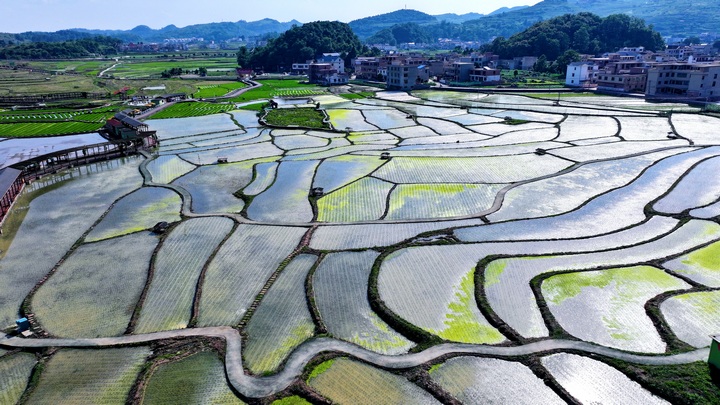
[0,326,709,399]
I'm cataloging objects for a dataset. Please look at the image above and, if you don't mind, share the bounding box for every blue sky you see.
[0,0,540,33]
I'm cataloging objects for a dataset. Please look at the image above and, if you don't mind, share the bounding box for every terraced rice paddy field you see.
[2,87,720,403]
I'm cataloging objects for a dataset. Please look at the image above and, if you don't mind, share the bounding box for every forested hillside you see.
[0,36,121,59]
[483,13,665,59]
[247,21,364,71]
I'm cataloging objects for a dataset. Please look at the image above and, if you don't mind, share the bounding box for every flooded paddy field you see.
[1,89,720,403]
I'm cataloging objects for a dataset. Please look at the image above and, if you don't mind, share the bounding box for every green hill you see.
[356,0,718,44]
[463,0,718,39]
[348,10,437,39]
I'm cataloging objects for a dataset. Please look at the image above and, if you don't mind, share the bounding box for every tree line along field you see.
[2,88,720,403]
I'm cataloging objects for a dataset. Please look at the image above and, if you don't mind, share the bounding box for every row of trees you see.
[0,36,122,59]
[160,67,207,78]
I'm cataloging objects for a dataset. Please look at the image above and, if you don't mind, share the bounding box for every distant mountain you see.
[488,6,531,16]
[1,18,302,45]
[355,0,718,44]
[348,9,437,39]
[74,18,302,42]
[434,13,485,24]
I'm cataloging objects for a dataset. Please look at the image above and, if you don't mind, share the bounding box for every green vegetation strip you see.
[264,108,329,129]
[149,102,233,119]
[194,82,247,98]
[228,80,326,103]
[0,121,104,137]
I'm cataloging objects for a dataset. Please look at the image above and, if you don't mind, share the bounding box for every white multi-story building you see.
[565,62,599,88]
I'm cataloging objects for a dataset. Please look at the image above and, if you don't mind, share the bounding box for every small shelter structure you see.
[709,335,720,369]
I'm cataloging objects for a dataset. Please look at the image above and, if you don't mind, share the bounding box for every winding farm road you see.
[0,327,709,399]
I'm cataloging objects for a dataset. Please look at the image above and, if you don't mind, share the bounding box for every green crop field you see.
[264,107,328,129]
[194,81,247,98]
[228,79,327,103]
[106,58,237,79]
[0,105,119,137]
[0,121,104,137]
[148,101,233,119]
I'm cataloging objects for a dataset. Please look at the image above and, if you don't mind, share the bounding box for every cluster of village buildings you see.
[292,43,720,100]
[294,52,506,91]
[565,44,720,100]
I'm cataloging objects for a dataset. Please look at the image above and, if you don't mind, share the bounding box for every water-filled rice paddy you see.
[197,225,306,326]
[542,266,690,352]
[313,251,414,353]
[0,158,143,327]
[26,347,149,404]
[84,187,181,242]
[32,232,158,338]
[661,290,720,348]
[2,88,719,403]
[307,358,440,404]
[142,351,244,404]
[0,353,37,405]
[541,353,669,404]
[135,217,235,334]
[429,356,564,404]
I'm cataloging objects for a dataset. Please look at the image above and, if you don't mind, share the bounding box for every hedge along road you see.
[0,326,709,399]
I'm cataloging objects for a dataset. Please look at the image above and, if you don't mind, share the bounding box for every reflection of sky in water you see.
[0,132,106,169]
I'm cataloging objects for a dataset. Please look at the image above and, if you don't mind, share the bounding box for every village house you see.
[596,57,649,93]
[469,66,502,84]
[447,62,475,82]
[386,63,429,91]
[646,61,720,100]
[565,61,599,88]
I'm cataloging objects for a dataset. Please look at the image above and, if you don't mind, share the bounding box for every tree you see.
[198,67,208,76]
[684,36,701,45]
[552,49,581,73]
[533,54,548,73]
[236,46,249,67]
[714,40,720,50]
[573,26,590,51]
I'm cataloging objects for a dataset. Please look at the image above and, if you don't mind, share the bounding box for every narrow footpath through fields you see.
[1,326,709,399]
